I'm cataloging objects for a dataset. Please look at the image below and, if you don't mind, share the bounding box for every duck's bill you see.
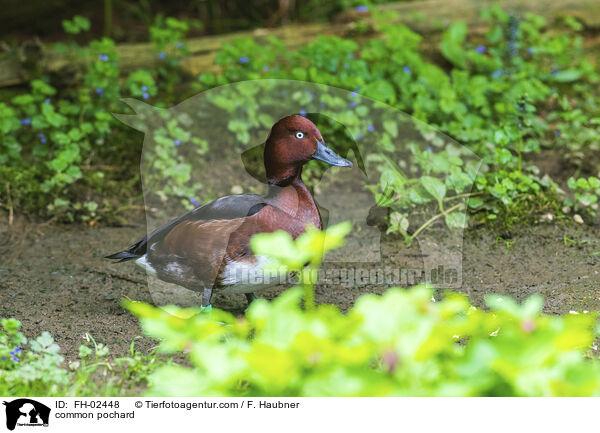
[312,140,353,168]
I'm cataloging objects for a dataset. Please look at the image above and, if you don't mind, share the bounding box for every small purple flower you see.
[190,198,200,207]
[551,68,559,75]
[95,87,104,95]
[174,139,181,146]
[14,347,21,352]
[44,98,51,104]
[554,130,561,137]
[368,124,375,132]
[238,56,249,64]
[492,68,504,78]
[1,356,5,360]
[475,45,486,54]
[9,351,15,356]
[403,66,411,74]
[20,118,31,125]
[262,65,270,71]
[348,101,357,108]
[320,102,327,108]
[355,5,368,12]
[356,133,365,140]
[527,47,534,55]
[141,85,148,91]
[426,147,432,152]
[350,91,357,98]
[175,42,183,48]
[12,356,18,363]
[158,52,166,59]
[299,109,307,117]
[142,92,149,100]
[39,133,46,144]
[98,54,109,61]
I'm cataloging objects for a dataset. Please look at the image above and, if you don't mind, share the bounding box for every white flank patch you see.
[165,262,183,275]
[219,256,286,294]
[135,255,157,275]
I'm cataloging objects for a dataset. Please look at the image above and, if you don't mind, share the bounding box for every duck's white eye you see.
[295,131,304,139]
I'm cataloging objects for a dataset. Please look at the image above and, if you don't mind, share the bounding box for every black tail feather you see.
[104,251,141,262]
[105,235,149,262]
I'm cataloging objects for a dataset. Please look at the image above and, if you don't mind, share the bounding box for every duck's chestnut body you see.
[106,115,352,309]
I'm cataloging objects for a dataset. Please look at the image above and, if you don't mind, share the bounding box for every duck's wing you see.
[105,194,267,262]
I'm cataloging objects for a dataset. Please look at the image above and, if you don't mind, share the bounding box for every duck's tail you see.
[105,236,148,262]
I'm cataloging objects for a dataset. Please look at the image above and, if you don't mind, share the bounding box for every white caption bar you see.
[0,397,598,432]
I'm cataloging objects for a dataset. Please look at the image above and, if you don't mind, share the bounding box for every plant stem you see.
[300,265,319,311]
[443,191,484,202]
[408,202,463,243]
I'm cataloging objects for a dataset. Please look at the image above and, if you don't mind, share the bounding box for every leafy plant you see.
[124,223,600,396]
[0,319,167,396]
[565,176,600,219]
[1,7,598,235]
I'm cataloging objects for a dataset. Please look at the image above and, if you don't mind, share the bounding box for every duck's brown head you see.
[264,115,352,184]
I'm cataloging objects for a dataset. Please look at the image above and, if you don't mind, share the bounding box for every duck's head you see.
[264,115,352,184]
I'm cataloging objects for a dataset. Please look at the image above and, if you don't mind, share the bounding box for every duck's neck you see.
[266,161,302,187]
[266,171,322,230]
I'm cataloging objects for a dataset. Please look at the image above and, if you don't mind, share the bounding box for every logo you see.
[2,399,50,431]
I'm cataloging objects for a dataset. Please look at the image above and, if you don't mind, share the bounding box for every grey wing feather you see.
[105,194,267,261]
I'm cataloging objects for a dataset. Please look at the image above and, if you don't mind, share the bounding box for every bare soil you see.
[1,212,598,362]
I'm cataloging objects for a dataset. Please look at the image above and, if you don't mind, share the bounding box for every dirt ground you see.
[1,210,599,362]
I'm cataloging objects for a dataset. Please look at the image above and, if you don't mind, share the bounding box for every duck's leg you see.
[245,292,256,306]
[201,288,212,313]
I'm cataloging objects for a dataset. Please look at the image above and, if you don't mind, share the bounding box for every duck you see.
[106,115,353,311]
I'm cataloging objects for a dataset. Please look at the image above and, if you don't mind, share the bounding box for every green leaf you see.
[408,187,430,204]
[468,197,484,209]
[440,22,467,68]
[495,148,513,165]
[363,80,396,104]
[250,230,303,268]
[551,69,582,82]
[383,120,398,138]
[421,176,447,202]
[445,212,467,229]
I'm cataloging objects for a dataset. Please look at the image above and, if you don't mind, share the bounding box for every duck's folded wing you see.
[151,218,250,288]
[105,194,267,262]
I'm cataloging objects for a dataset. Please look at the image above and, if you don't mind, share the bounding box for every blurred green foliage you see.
[123,223,600,396]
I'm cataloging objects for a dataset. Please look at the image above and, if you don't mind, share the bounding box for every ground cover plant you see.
[0,6,598,233]
[0,317,167,396]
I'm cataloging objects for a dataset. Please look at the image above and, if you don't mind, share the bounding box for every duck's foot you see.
[244,292,257,313]
[200,288,213,313]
